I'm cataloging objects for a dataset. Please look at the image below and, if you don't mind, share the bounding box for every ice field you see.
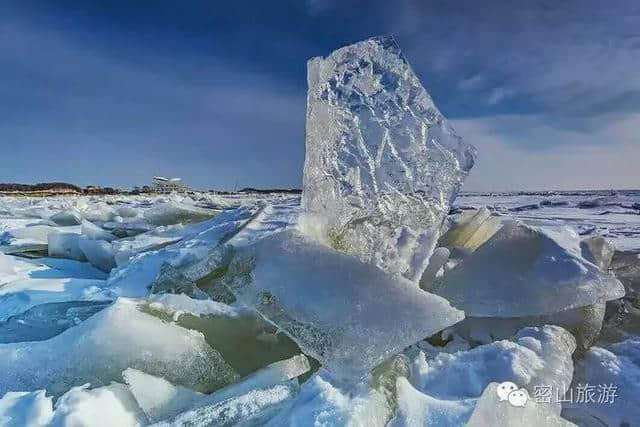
[1,36,638,426]
[0,189,637,426]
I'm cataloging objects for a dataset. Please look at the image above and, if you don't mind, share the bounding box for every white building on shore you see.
[151,176,188,193]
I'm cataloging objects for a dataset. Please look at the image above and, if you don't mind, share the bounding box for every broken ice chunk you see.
[115,205,139,218]
[112,234,182,266]
[48,232,86,261]
[441,208,490,246]
[199,354,311,406]
[149,353,311,424]
[154,381,300,427]
[107,205,262,298]
[580,235,615,271]
[124,356,310,424]
[49,210,82,226]
[81,220,116,242]
[0,252,41,282]
[80,202,116,222]
[462,214,503,252]
[450,302,606,354]
[440,207,503,252]
[153,302,303,377]
[433,222,625,317]
[51,383,147,427]
[144,202,218,226]
[150,262,209,299]
[78,236,116,272]
[223,229,464,381]
[0,300,111,344]
[419,247,450,291]
[0,277,106,322]
[102,220,153,238]
[0,298,239,397]
[1,224,78,256]
[147,293,243,320]
[302,36,476,281]
[123,368,204,423]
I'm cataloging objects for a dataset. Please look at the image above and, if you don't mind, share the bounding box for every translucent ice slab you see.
[0,299,238,397]
[433,222,625,317]
[223,229,464,381]
[144,202,218,226]
[154,382,300,427]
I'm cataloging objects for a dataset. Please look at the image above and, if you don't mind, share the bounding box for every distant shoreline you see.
[0,182,119,197]
[1,181,637,198]
[0,182,304,197]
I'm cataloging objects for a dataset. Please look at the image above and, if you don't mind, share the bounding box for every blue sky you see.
[1,0,639,191]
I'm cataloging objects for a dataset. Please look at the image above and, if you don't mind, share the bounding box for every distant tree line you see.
[0,182,124,195]
[237,187,302,194]
[0,182,82,192]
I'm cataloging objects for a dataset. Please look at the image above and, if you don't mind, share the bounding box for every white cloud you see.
[452,112,640,191]
[487,87,514,105]
[458,74,486,91]
[396,1,640,116]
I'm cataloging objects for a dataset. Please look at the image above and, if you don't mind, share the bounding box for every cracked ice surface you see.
[302,36,476,280]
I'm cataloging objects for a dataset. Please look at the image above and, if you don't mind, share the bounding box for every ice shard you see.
[0,301,111,343]
[154,382,299,427]
[123,368,204,423]
[0,299,239,397]
[433,222,625,317]
[223,229,464,381]
[302,36,476,281]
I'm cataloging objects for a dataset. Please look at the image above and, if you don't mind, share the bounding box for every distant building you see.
[151,176,188,193]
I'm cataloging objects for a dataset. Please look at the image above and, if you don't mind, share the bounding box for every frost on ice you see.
[302,36,476,281]
[156,354,311,425]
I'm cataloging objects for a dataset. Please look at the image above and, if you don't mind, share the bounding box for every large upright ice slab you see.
[302,36,476,281]
[223,229,464,381]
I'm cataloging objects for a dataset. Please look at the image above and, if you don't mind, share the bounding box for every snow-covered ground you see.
[0,191,638,426]
[456,190,640,252]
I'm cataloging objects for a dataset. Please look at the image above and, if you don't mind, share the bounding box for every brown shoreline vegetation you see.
[0,182,119,197]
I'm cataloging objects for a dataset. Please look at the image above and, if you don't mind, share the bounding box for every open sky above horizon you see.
[1,0,639,191]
